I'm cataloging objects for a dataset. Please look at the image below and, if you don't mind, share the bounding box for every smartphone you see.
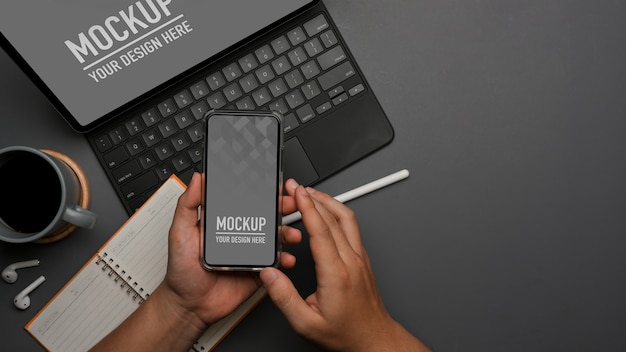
[201,110,283,271]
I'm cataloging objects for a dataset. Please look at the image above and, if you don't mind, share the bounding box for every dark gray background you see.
[2,0,626,350]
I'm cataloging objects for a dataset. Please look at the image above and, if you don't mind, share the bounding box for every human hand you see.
[260,179,430,352]
[161,173,302,329]
[91,174,303,352]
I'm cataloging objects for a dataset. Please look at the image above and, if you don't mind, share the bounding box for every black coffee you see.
[0,152,62,233]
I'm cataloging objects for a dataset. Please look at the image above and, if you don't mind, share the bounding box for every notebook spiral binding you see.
[96,252,147,304]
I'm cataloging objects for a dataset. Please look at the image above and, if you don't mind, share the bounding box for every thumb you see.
[260,268,311,329]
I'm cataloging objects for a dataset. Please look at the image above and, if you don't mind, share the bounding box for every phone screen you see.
[202,111,282,270]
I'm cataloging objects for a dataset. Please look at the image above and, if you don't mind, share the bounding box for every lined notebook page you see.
[26,176,269,352]
[26,260,139,351]
[26,177,186,351]
[99,179,182,300]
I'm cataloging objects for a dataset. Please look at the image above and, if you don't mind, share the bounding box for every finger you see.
[279,251,297,269]
[280,225,302,245]
[281,195,297,215]
[280,179,299,216]
[306,187,366,256]
[294,185,343,279]
[283,178,300,198]
[260,268,319,333]
[302,187,360,261]
[170,173,202,241]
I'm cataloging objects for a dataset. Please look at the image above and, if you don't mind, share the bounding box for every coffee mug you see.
[0,146,97,243]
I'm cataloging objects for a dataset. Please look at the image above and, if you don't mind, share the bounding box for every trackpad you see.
[283,137,319,186]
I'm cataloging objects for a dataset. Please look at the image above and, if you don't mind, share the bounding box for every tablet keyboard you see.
[89,13,367,213]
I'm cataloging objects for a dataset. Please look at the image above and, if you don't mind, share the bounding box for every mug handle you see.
[62,205,97,229]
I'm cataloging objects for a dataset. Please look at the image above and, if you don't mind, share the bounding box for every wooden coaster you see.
[33,150,91,244]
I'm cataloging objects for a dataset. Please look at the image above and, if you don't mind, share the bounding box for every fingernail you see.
[305,187,316,194]
[286,178,298,191]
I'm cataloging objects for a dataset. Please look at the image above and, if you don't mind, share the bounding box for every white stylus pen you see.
[282,169,410,225]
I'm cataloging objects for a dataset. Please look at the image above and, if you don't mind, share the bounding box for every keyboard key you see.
[190,80,210,99]
[332,93,349,106]
[287,26,307,46]
[207,72,226,90]
[320,30,338,48]
[207,91,227,109]
[223,63,242,82]
[188,145,203,163]
[174,89,193,108]
[157,99,177,117]
[104,147,129,168]
[113,160,142,184]
[328,86,345,98]
[190,100,209,120]
[255,44,274,64]
[155,163,173,181]
[301,60,320,80]
[95,135,112,153]
[288,47,307,66]
[236,96,255,110]
[239,74,259,94]
[268,78,288,98]
[349,84,365,96]
[155,142,175,161]
[296,104,315,123]
[223,82,243,102]
[187,123,204,143]
[317,45,346,70]
[304,38,324,57]
[252,87,272,106]
[141,108,161,126]
[316,102,332,114]
[318,62,355,90]
[303,14,329,37]
[269,98,288,114]
[109,127,128,145]
[120,171,159,200]
[272,56,291,75]
[239,54,259,73]
[158,119,178,138]
[255,65,275,84]
[171,132,190,152]
[286,90,305,109]
[301,81,321,100]
[283,113,299,133]
[125,139,144,156]
[271,35,291,55]
[142,128,161,147]
[138,151,157,169]
[174,111,194,129]
[125,118,144,136]
[285,69,304,89]
[172,154,192,172]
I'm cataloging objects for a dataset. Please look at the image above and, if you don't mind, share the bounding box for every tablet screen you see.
[0,0,314,131]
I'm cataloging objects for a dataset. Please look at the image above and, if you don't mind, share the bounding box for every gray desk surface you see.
[2,1,626,350]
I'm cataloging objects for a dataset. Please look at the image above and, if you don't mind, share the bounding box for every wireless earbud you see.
[14,275,46,310]
[2,259,40,283]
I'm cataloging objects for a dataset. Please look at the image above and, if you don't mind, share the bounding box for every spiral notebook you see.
[25,176,266,352]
